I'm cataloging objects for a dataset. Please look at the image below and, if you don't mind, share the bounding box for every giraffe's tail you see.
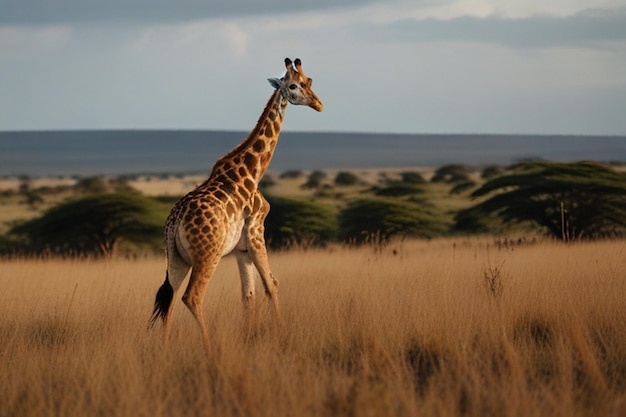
[149,272,174,328]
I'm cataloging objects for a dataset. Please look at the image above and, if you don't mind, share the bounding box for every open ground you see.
[1,238,625,416]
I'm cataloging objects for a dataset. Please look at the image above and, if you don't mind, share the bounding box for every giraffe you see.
[149,58,323,351]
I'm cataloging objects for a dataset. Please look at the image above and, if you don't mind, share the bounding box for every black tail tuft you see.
[149,272,174,328]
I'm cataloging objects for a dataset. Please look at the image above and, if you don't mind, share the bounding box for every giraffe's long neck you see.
[210,89,288,184]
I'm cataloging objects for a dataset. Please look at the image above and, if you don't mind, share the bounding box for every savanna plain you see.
[1,239,625,417]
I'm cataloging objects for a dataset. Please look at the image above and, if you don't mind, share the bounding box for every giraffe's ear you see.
[268,78,282,89]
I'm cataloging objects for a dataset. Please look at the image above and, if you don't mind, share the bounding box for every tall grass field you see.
[1,239,625,416]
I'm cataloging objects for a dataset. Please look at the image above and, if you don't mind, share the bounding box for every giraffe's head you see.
[268,58,323,112]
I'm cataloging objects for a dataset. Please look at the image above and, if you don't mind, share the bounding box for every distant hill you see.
[1,130,624,176]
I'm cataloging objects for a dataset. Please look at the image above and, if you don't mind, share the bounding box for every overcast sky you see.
[1,0,625,135]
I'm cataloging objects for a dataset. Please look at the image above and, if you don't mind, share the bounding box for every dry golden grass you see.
[1,239,625,417]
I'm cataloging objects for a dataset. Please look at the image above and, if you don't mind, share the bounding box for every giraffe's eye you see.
[289,84,297,90]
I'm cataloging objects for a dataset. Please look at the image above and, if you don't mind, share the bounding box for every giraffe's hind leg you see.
[150,248,190,347]
[163,251,191,344]
[182,259,220,354]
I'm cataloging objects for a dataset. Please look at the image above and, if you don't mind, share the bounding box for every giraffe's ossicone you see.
[149,58,323,352]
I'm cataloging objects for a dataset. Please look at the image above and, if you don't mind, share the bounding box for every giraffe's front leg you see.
[235,245,258,337]
[247,232,280,319]
[245,194,280,321]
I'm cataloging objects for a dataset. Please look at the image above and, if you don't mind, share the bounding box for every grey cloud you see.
[360,9,626,48]
[0,0,380,25]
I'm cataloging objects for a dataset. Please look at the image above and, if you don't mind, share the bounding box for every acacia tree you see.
[455,161,626,240]
[10,194,163,257]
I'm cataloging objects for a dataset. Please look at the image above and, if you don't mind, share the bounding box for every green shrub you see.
[279,170,303,179]
[373,184,425,197]
[400,171,426,184]
[334,171,359,186]
[265,196,337,248]
[431,164,472,184]
[338,198,448,244]
[449,180,476,195]
[259,174,276,190]
[302,170,327,189]
[481,166,504,179]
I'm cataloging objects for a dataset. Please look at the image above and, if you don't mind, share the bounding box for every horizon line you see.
[1,129,625,138]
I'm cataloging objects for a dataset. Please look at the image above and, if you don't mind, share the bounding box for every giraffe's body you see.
[150,58,323,351]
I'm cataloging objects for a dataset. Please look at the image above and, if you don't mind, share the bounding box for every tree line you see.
[2,161,625,257]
